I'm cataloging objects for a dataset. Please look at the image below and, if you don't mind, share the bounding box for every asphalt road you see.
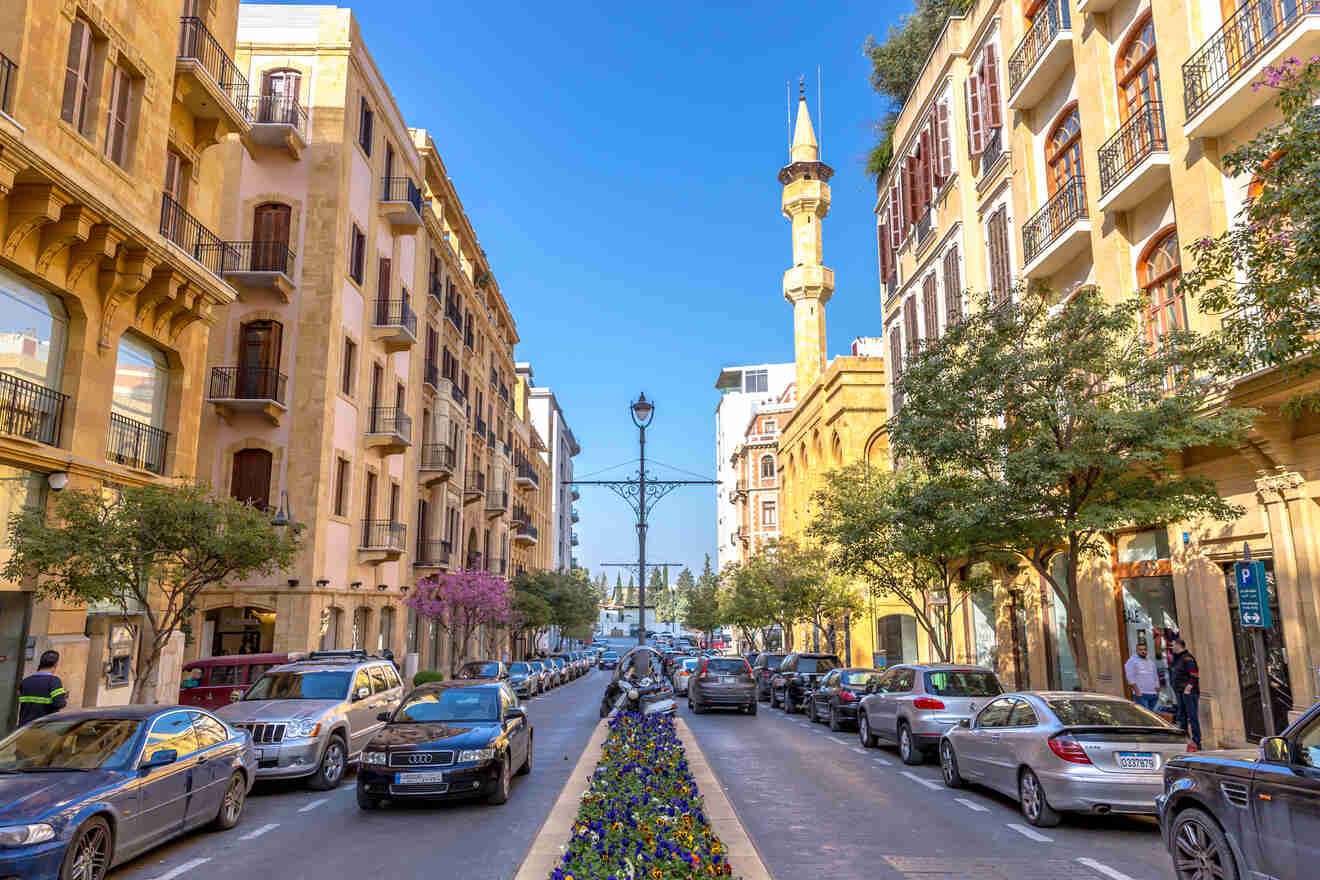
[684,700,1175,880]
[106,669,607,880]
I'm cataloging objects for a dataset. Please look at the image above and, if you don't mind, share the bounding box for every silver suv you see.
[217,651,404,789]
[857,664,1004,765]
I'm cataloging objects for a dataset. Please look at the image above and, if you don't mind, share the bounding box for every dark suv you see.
[752,653,787,702]
[1156,700,1320,880]
[770,652,841,714]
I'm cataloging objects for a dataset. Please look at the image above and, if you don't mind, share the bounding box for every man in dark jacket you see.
[1169,638,1201,749]
[18,650,68,726]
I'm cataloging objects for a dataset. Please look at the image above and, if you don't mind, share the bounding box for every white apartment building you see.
[518,364,580,570]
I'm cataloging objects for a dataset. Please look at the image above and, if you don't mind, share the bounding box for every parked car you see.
[858,664,1003,765]
[357,680,532,809]
[940,691,1189,827]
[1155,699,1319,880]
[217,653,404,789]
[179,653,292,710]
[599,651,620,670]
[548,657,568,685]
[752,653,787,702]
[456,660,508,681]
[529,660,552,691]
[0,705,255,880]
[770,653,840,714]
[552,655,576,680]
[688,656,757,715]
[808,667,881,730]
[672,657,700,695]
[508,661,539,697]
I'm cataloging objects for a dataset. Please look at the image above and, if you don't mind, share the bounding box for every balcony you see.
[915,208,933,247]
[359,519,406,563]
[247,95,307,158]
[448,378,466,407]
[423,361,441,395]
[370,298,417,352]
[379,177,423,231]
[515,461,539,490]
[364,406,411,454]
[1007,0,1074,111]
[1097,102,1170,214]
[979,126,1005,180]
[220,240,295,300]
[444,298,463,331]
[571,508,580,523]
[570,534,579,547]
[1022,175,1091,280]
[419,442,456,487]
[511,504,529,525]
[730,478,748,500]
[514,523,538,547]
[734,527,749,545]
[485,489,509,517]
[160,193,237,279]
[207,366,287,424]
[464,325,475,351]
[475,416,488,438]
[463,471,486,503]
[175,17,251,140]
[571,487,580,501]
[1182,0,1320,138]
[107,412,168,476]
[0,373,67,447]
[414,539,452,570]
[486,429,496,451]
[0,52,16,119]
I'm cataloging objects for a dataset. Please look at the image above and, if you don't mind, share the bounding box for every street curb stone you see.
[512,718,610,880]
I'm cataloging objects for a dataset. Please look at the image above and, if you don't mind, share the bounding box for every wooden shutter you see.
[378,257,392,300]
[62,20,92,131]
[988,209,1010,303]
[937,102,953,179]
[889,186,902,247]
[105,66,131,166]
[231,449,273,507]
[903,296,919,356]
[983,44,1003,129]
[965,76,984,155]
[919,131,933,207]
[889,330,903,378]
[878,223,892,281]
[923,274,939,340]
[943,247,963,324]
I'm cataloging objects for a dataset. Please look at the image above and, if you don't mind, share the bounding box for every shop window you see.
[877,613,917,666]
[1140,229,1185,348]
[1121,574,1179,713]
[0,269,70,391]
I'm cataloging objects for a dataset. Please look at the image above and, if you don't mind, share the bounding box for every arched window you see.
[759,454,775,480]
[1046,105,1083,194]
[230,448,272,508]
[1117,16,1160,119]
[1139,229,1184,346]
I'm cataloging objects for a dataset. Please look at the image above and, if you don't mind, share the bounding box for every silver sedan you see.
[939,691,1190,827]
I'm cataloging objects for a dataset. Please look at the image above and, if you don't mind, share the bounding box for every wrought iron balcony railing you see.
[1022,175,1088,265]
[361,519,406,550]
[1007,0,1071,96]
[107,412,168,475]
[429,275,444,307]
[161,193,237,277]
[1098,102,1167,195]
[420,442,456,471]
[367,406,411,441]
[373,298,417,337]
[424,361,440,390]
[485,489,509,511]
[511,504,529,524]
[381,176,423,214]
[177,17,250,121]
[465,471,486,494]
[450,381,466,405]
[0,51,16,117]
[0,372,66,446]
[416,539,452,566]
[516,462,539,487]
[208,366,287,404]
[1184,0,1320,119]
[915,208,932,244]
[222,240,295,275]
[475,416,487,437]
[517,523,538,542]
[980,125,1004,176]
[248,94,306,137]
[444,299,463,329]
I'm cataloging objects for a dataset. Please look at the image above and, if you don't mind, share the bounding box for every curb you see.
[513,718,609,880]
[675,717,774,880]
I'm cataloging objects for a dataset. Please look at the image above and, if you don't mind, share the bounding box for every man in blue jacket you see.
[18,650,68,726]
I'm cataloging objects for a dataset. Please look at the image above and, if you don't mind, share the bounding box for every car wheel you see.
[356,784,383,810]
[829,706,842,732]
[858,713,877,748]
[517,735,533,776]
[899,723,923,765]
[486,756,511,805]
[212,771,247,829]
[747,700,758,716]
[308,735,346,790]
[1172,808,1239,880]
[940,741,964,789]
[692,698,705,715]
[60,816,111,880]
[1019,768,1061,827]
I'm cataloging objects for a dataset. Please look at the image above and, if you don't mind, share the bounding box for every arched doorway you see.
[319,606,343,650]
[877,613,917,666]
[352,607,371,650]
[379,607,395,655]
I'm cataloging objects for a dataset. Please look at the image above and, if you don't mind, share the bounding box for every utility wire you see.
[647,458,717,482]
[574,459,640,480]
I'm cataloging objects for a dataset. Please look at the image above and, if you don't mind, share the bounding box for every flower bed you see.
[552,713,736,880]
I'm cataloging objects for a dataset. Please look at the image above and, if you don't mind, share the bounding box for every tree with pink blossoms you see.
[406,568,513,671]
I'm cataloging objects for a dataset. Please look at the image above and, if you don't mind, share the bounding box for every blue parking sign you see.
[1234,561,1272,629]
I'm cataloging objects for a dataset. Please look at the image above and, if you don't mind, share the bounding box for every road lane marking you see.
[851,747,868,755]
[151,858,211,880]
[828,736,849,745]
[239,823,280,840]
[955,798,989,812]
[1076,858,1138,880]
[1006,823,1052,842]
[873,756,893,766]
[900,771,942,791]
[298,798,329,812]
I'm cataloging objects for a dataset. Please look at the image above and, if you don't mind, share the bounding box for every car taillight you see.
[912,698,945,710]
[839,689,857,702]
[1047,736,1092,764]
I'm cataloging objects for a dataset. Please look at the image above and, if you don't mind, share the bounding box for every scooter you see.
[599,675,677,718]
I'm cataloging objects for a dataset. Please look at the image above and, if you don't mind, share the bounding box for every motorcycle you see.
[599,646,677,718]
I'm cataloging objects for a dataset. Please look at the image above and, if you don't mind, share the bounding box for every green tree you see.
[890,288,1253,690]
[683,557,722,642]
[774,538,863,655]
[651,568,679,624]
[4,482,299,702]
[718,558,781,652]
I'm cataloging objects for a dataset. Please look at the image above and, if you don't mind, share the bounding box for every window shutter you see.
[937,102,953,179]
[903,296,919,356]
[105,67,130,166]
[965,75,984,155]
[889,186,901,249]
[878,223,890,280]
[889,331,903,378]
[63,20,92,130]
[983,44,1003,129]
[943,247,962,324]
[231,449,273,507]
[378,257,391,299]
[923,274,939,340]
[919,130,934,206]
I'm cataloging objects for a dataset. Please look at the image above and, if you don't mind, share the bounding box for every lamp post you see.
[631,393,654,646]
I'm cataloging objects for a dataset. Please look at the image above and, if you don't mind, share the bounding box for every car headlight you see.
[0,824,55,847]
[286,719,321,738]
[458,748,496,763]
[363,751,388,765]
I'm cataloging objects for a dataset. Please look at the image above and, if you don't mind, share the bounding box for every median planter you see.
[550,713,736,880]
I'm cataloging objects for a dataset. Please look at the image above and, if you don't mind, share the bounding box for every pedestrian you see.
[1124,642,1161,711]
[18,650,68,726]
[1169,637,1201,749]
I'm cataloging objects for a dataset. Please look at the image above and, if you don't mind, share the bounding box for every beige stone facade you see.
[0,0,247,730]
[728,397,791,563]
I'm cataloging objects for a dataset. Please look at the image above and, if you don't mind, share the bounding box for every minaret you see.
[780,85,834,397]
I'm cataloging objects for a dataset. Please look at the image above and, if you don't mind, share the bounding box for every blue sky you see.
[268,0,902,582]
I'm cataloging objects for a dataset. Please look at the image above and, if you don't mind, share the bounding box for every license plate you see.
[395,771,448,784]
[1116,752,1156,770]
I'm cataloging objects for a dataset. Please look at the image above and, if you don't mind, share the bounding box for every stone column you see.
[1256,469,1320,718]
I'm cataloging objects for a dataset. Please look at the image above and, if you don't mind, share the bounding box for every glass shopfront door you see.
[1121,575,1180,713]
[1222,561,1293,740]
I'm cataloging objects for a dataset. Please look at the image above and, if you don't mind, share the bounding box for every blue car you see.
[0,705,255,880]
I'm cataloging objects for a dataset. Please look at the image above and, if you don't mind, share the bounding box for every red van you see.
[178,653,292,710]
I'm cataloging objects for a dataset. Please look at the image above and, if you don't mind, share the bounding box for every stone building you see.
[0,0,246,730]
[727,391,792,563]
[518,363,580,571]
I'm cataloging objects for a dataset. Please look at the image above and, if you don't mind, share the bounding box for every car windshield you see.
[925,670,1003,697]
[707,659,750,675]
[0,717,142,770]
[457,662,501,679]
[798,657,838,674]
[758,654,786,669]
[245,670,350,700]
[1046,698,1173,728]
[681,659,699,671]
[509,663,530,674]
[395,689,500,723]
[603,653,618,660]
[842,670,880,686]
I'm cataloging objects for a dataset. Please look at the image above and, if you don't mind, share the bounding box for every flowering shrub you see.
[552,713,736,880]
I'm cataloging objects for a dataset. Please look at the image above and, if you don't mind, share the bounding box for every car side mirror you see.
[139,749,178,772]
[957,719,971,729]
[1261,736,1290,763]
[355,686,370,701]
[376,711,391,722]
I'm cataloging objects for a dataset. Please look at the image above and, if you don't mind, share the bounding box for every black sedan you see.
[356,680,532,808]
[0,705,254,880]
[807,667,879,730]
